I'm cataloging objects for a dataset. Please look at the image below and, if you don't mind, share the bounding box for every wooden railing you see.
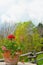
[20,51,43,65]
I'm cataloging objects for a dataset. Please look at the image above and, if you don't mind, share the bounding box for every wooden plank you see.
[36,51,43,55]
[20,52,32,56]
[0,59,4,62]
[20,51,43,57]
[0,62,36,65]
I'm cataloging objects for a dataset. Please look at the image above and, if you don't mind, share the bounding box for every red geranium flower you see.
[7,34,15,40]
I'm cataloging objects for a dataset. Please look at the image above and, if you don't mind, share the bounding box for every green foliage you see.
[14,21,42,53]
[0,36,24,58]
[14,21,33,52]
[0,21,43,59]
[37,54,43,65]
[31,29,42,51]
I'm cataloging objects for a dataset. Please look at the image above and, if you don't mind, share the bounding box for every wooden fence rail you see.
[20,51,43,65]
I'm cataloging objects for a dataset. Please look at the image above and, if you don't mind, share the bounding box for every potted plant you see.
[1,34,24,65]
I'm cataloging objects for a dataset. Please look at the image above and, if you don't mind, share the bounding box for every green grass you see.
[37,54,43,65]
[38,60,43,65]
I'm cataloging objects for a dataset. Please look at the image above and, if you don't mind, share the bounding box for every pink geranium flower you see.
[2,46,7,51]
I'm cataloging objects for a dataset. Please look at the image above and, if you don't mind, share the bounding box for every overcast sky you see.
[0,0,43,25]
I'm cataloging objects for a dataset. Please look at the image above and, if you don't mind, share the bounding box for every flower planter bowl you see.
[3,51,20,65]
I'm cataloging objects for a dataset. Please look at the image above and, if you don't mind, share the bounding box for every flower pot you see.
[3,50,19,65]
[1,34,24,65]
